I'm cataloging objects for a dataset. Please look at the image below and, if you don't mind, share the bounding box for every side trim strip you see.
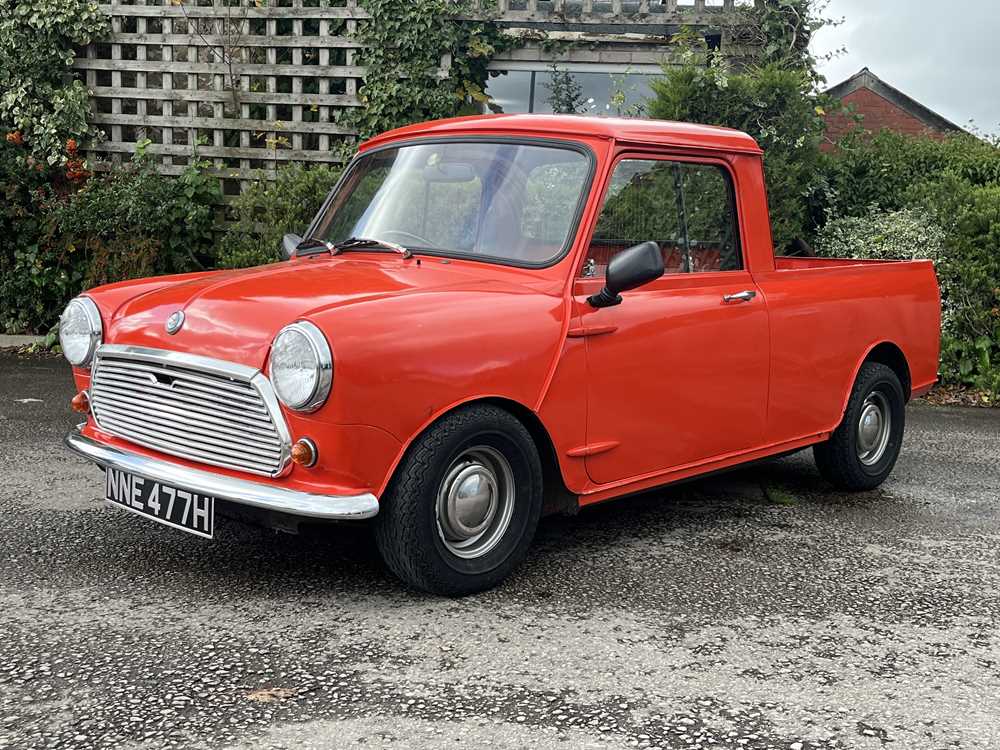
[567,325,618,338]
[65,427,379,521]
[566,441,620,458]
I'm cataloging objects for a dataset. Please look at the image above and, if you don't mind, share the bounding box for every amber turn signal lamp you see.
[71,391,90,414]
[291,438,318,468]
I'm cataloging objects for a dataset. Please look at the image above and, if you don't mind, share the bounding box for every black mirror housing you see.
[280,233,303,260]
[588,241,665,308]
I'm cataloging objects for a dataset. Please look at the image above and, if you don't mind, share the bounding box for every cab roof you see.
[360,114,763,156]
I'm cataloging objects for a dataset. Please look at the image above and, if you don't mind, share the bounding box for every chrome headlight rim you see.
[270,321,333,413]
[59,296,103,368]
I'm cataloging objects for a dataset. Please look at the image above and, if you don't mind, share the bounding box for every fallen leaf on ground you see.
[246,687,298,703]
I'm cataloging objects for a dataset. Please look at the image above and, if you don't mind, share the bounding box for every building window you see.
[485,69,657,117]
[483,70,534,114]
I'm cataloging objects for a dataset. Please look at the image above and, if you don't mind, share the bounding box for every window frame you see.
[577,149,747,281]
[306,135,598,270]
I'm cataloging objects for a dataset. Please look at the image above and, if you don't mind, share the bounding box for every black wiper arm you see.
[331,236,412,259]
[295,236,335,255]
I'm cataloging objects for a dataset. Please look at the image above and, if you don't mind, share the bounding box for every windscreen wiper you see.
[331,237,413,259]
[295,236,335,255]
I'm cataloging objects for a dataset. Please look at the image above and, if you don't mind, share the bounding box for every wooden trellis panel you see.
[466,0,757,23]
[73,0,759,196]
[73,0,370,196]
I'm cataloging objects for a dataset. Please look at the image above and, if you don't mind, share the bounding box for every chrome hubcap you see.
[436,446,515,559]
[857,391,891,466]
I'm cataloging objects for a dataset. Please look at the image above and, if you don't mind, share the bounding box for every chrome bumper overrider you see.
[65,426,379,520]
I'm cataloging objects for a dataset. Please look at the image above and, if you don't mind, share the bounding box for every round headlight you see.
[270,321,332,412]
[59,297,103,367]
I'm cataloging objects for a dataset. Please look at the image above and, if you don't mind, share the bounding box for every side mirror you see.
[280,233,303,260]
[588,241,664,308]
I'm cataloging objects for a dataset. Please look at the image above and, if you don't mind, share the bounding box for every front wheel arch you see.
[378,396,573,514]
[373,402,545,595]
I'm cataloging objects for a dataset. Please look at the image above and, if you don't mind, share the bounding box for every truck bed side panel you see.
[754,260,940,445]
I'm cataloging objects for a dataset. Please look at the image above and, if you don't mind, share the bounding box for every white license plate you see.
[104,467,214,538]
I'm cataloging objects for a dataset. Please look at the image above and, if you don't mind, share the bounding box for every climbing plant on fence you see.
[344,0,514,142]
[0,0,109,162]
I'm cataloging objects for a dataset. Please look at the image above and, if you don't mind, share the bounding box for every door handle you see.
[723,290,757,304]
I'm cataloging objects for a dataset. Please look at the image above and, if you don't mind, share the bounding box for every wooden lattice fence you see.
[73,1,370,198]
[72,0,759,197]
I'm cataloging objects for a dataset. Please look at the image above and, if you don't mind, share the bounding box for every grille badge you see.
[165,310,185,335]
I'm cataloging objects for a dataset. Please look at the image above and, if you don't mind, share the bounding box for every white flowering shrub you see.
[814,206,947,263]
[815,206,957,326]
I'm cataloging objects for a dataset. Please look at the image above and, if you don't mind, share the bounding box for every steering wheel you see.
[380,229,436,248]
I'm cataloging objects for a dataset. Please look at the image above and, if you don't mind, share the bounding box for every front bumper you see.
[65,426,379,521]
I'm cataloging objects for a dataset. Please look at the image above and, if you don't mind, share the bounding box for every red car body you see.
[65,115,940,589]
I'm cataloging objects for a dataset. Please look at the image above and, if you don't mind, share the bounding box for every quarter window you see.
[583,158,742,277]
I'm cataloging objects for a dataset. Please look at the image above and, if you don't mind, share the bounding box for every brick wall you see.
[823,87,949,151]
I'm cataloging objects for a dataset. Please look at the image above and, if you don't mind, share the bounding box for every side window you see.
[583,158,742,277]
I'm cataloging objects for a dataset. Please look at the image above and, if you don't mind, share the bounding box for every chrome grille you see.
[89,345,290,477]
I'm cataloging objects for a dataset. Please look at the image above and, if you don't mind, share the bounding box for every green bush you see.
[906,177,1000,394]
[218,164,343,269]
[818,130,1000,220]
[0,141,221,334]
[648,60,828,251]
[815,175,1000,396]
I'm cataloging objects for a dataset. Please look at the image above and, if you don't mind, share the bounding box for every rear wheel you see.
[374,405,543,596]
[813,362,906,491]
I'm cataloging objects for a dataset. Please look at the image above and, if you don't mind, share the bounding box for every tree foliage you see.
[729,0,831,76]
[648,59,828,251]
[816,132,1000,398]
[1,140,221,334]
[545,64,589,115]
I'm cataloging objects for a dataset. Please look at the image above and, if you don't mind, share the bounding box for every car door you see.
[573,153,770,485]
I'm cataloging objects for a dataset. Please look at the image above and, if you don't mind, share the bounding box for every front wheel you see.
[374,405,543,596]
[813,362,906,491]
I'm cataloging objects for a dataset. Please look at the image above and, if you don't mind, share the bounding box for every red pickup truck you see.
[61,115,941,595]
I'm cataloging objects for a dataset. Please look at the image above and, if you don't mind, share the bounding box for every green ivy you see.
[730,0,830,80]
[343,0,514,142]
[0,0,108,162]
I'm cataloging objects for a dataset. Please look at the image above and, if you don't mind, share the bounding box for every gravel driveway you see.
[2,351,998,750]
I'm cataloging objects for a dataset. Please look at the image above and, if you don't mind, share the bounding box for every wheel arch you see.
[377,396,575,516]
[839,341,913,419]
[863,341,912,401]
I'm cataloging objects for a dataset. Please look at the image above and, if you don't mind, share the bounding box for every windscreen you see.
[312,141,591,265]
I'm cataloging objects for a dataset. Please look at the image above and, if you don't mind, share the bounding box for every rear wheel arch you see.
[839,342,912,419]
[864,342,912,402]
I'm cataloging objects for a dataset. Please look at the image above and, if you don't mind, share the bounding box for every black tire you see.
[813,362,906,491]
[374,404,543,596]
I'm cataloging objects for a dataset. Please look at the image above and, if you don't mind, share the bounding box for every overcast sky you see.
[810,0,1000,135]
